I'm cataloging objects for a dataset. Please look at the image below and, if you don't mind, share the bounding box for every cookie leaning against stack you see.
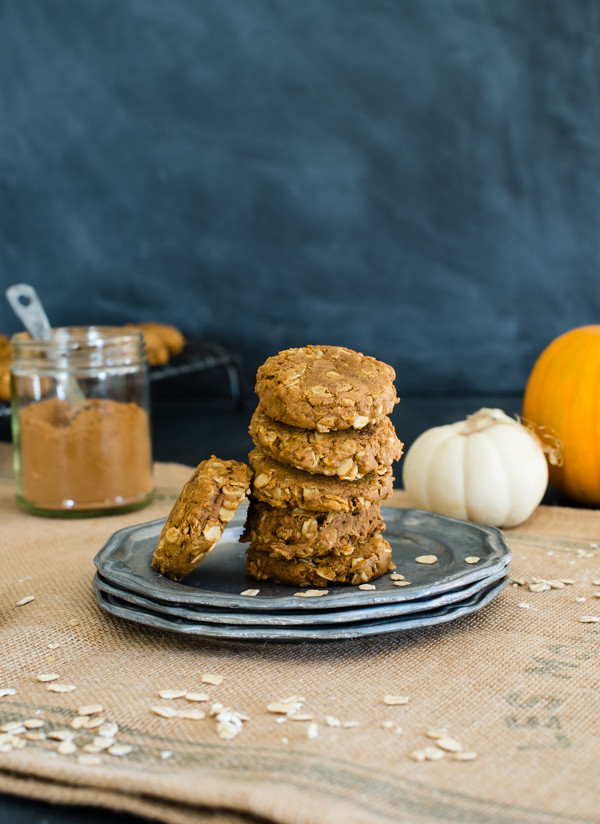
[241,345,403,587]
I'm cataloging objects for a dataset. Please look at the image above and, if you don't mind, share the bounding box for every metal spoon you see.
[6,283,86,405]
[5,283,53,341]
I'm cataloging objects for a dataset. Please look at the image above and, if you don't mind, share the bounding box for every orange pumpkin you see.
[523,325,600,505]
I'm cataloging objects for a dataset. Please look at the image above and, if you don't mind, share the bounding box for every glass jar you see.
[10,326,154,517]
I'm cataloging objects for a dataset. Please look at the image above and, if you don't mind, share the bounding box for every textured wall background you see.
[1,0,599,393]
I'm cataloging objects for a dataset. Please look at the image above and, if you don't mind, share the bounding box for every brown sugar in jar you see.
[11,327,154,516]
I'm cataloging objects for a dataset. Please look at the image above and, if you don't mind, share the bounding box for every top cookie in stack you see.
[241,345,403,587]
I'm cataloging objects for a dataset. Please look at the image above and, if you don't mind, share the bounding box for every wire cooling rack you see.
[0,341,243,418]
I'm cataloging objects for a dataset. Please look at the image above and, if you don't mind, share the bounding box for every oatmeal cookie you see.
[125,322,185,366]
[240,499,384,558]
[248,447,393,512]
[137,322,185,357]
[245,531,393,587]
[255,345,398,432]
[0,334,11,402]
[152,456,252,582]
[249,406,403,480]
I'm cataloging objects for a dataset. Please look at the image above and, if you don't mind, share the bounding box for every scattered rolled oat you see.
[71,717,87,730]
[0,688,17,698]
[383,695,409,705]
[201,674,224,686]
[342,721,359,729]
[240,589,259,597]
[23,731,45,742]
[325,715,341,727]
[91,737,114,751]
[36,673,60,682]
[67,618,80,626]
[415,555,438,565]
[216,710,243,740]
[57,741,77,755]
[464,556,480,565]
[358,584,376,591]
[81,716,105,730]
[593,580,600,586]
[160,750,173,759]
[15,596,35,606]
[381,720,395,729]
[23,719,45,730]
[77,704,104,717]
[1,721,25,733]
[409,749,426,762]
[452,751,478,761]
[267,702,300,715]
[108,744,132,757]
[529,582,551,593]
[393,581,411,587]
[47,730,74,742]
[560,579,574,585]
[287,713,314,722]
[423,746,445,761]
[47,683,76,693]
[185,692,209,703]
[511,578,527,586]
[47,642,61,650]
[293,590,328,597]
[209,702,224,716]
[390,573,405,581]
[576,597,586,603]
[151,706,178,718]
[158,689,186,700]
[176,708,205,721]
[97,722,119,738]
[579,616,600,623]
[435,736,463,753]
[425,728,447,739]
[547,580,565,589]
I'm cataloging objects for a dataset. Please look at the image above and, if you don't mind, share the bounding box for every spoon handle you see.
[5,283,53,340]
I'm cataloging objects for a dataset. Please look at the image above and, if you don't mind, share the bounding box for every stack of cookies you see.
[241,345,403,587]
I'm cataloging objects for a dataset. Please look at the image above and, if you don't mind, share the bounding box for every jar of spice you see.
[10,326,154,516]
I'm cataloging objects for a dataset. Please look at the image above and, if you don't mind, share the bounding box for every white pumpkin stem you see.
[460,408,515,435]
[461,408,563,467]
[516,415,564,467]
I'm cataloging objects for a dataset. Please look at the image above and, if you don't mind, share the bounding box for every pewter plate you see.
[93,566,508,626]
[93,576,508,642]
[94,506,511,611]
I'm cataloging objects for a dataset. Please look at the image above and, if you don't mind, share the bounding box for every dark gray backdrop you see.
[1,0,599,394]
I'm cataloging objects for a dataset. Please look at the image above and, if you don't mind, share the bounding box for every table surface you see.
[0,388,584,823]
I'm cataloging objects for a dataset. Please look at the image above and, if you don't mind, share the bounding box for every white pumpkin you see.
[402,408,548,528]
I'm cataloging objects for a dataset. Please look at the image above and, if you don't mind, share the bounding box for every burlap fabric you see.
[1,441,599,824]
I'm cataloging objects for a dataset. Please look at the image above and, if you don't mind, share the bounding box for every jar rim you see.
[11,326,144,350]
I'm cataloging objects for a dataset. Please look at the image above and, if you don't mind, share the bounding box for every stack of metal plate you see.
[93,507,511,643]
